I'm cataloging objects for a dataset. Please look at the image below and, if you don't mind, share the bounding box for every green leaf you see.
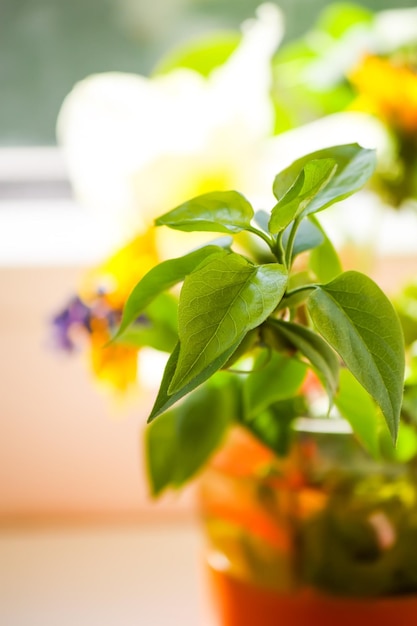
[268,319,340,403]
[169,253,288,394]
[309,216,343,282]
[146,373,236,495]
[269,158,337,233]
[272,144,376,219]
[316,3,373,39]
[335,368,380,458]
[307,271,405,441]
[380,421,417,463]
[155,190,254,234]
[114,244,230,340]
[393,282,417,347]
[153,32,240,78]
[116,293,178,352]
[148,339,242,421]
[244,351,308,417]
[221,328,259,369]
[253,210,270,232]
[244,396,307,457]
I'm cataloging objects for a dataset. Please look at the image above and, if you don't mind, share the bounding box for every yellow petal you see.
[350,55,417,133]
[89,319,138,392]
[80,229,158,308]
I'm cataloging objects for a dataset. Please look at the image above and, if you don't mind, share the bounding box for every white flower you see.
[58,2,394,255]
[57,3,284,249]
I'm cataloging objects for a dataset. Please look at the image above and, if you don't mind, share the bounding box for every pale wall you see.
[0,265,194,524]
[1,255,417,524]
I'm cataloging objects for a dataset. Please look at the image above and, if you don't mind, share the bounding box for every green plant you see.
[112,143,405,495]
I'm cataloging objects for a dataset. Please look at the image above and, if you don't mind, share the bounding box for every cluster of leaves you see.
[112,144,405,495]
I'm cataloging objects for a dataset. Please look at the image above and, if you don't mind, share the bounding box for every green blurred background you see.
[2,0,416,145]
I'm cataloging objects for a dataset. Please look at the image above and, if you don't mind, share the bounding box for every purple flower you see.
[51,296,91,351]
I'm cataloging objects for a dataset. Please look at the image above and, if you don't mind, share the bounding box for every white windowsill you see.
[1,147,417,267]
[0,198,113,267]
[0,521,216,626]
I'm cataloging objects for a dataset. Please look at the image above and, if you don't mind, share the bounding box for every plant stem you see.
[247,225,276,254]
[275,231,286,267]
[285,284,317,299]
[285,217,301,268]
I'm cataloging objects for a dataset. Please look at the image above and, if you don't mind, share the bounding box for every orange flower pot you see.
[200,424,417,625]
[208,568,417,626]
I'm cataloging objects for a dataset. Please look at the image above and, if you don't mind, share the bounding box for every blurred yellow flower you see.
[80,229,158,310]
[85,230,159,391]
[49,230,160,393]
[350,55,417,135]
[89,317,139,393]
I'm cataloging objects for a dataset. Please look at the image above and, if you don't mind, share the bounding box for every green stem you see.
[247,225,276,254]
[285,284,317,299]
[275,231,286,267]
[285,217,301,268]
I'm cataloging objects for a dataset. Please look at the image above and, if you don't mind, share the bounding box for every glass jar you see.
[199,420,417,626]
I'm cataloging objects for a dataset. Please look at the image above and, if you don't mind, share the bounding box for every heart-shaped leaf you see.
[155,190,254,233]
[268,319,340,403]
[269,158,337,233]
[169,253,288,394]
[272,144,376,218]
[307,271,405,441]
[114,244,230,340]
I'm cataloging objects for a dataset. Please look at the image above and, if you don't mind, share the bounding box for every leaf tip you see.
[147,407,160,424]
